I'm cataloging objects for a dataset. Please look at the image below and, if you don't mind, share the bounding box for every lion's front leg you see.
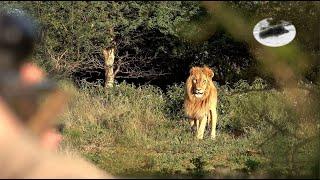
[191,119,200,135]
[196,116,207,140]
[210,108,217,140]
[190,119,194,127]
[195,119,199,131]
[190,119,197,134]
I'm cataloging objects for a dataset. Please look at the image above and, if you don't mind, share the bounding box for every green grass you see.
[57,79,320,179]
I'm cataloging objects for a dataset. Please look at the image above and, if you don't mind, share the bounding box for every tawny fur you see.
[183,66,218,139]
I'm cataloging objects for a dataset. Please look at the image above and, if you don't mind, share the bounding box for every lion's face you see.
[191,72,209,98]
[187,66,214,99]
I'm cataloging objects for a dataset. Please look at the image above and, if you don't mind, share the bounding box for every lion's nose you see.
[195,88,202,92]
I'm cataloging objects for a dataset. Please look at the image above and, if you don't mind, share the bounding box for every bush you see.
[60,80,168,148]
[57,79,319,178]
[165,83,185,120]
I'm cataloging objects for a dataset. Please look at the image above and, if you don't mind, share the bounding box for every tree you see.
[1,1,317,88]
[0,1,205,88]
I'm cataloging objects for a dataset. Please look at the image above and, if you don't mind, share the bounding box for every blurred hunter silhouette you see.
[0,9,67,137]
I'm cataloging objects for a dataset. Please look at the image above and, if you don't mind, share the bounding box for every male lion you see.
[184,66,218,140]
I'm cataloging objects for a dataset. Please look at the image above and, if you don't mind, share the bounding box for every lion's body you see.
[184,66,218,139]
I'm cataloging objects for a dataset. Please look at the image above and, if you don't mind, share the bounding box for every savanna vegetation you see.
[2,1,319,178]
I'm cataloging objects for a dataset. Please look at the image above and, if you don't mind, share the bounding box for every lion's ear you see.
[189,67,199,75]
[203,66,214,78]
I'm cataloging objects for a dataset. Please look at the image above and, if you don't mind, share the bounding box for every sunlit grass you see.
[57,80,319,178]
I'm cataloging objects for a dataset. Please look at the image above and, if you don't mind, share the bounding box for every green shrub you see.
[57,79,319,178]
[60,81,168,148]
[165,83,185,120]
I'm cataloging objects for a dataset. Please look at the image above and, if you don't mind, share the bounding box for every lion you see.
[183,66,218,140]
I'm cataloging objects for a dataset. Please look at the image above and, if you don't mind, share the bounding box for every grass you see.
[56,79,320,179]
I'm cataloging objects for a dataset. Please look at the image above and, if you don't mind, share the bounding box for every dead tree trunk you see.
[103,47,115,88]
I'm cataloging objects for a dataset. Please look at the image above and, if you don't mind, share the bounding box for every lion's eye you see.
[203,79,207,83]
